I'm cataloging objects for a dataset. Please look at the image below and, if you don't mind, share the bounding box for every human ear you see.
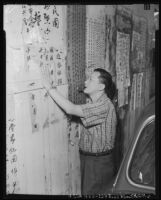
[99,83,105,91]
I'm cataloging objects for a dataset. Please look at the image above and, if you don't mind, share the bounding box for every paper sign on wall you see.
[86,17,106,77]
[130,74,137,111]
[116,31,130,107]
[136,73,143,108]
[24,44,67,86]
[22,5,64,47]
[7,94,20,194]
[116,31,130,90]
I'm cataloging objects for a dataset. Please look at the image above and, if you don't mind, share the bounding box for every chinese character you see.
[44,5,50,10]
[44,13,50,24]
[12,181,17,193]
[58,79,62,85]
[53,18,59,28]
[11,167,18,175]
[50,55,53,61]
[9,123,15,132]
[23,18,27,25]
[10,134,16,144]
[9,147,16,154]
[53,6,59,16]
[56,53,61,59]
[57,62,62,68]
[29,7,33,14]
[11,155,17,163]
[50,47,54,53]
[33,107,37,115]
[44,28,50,35]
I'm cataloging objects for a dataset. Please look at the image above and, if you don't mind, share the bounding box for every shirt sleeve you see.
[80,101,109,127]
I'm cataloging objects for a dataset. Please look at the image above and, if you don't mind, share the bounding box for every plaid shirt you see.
[79,93,117,153]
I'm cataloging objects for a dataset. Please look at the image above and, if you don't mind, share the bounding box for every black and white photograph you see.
[3,4,158,198]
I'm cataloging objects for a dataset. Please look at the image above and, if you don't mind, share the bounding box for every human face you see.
[84,71,103,95]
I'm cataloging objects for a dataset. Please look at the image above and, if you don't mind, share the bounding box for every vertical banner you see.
[131,30,142,72]
[28,92,40,133]
[131,15,147,72]
[116,31,130,89]
[7,94,20,194]
[136,73,143,108]
[86,17,106,77]
[115,6,132,108]
[116,31,130,107]
[104,5,116,76]
[67,5,86,104]
[130,74,137,111]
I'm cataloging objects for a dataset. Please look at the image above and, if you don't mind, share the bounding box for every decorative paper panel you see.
[66,5,86,104]
[86,17,106,78]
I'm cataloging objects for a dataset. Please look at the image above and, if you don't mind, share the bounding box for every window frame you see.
[126,115,155,191]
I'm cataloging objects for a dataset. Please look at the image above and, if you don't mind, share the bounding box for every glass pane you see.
[129,120,155,187]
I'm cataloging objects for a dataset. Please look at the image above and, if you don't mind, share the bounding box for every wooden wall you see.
[85,5,155,159]
[5,5,81,195]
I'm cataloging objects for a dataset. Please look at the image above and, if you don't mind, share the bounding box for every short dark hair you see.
[94,68,116,100]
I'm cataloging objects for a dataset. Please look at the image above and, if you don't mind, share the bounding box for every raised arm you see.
[40,64,84,117]
[46,86,84,117]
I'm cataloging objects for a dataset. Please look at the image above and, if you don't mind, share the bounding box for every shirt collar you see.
[96,92,108,102]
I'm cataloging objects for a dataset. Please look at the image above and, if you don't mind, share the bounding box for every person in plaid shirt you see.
[42,68,117,195]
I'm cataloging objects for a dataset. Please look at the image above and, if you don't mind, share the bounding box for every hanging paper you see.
[22,5,64,47]
[86,17,106,76]
[130,74,137,111]
[28,93,40,133]
[116,31,130,90]
[131,15,147,72]
[7,94,20,194]
[136,73,143,108]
